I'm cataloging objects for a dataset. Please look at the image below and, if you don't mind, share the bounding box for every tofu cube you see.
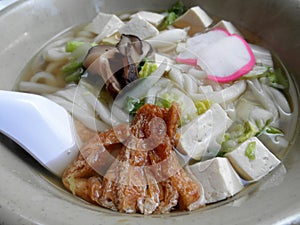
[85,12,124,41]
[225,137,281,180]
[119,16,159,40]
[173,6,213,36]
[212,20,242,36]
[177,103,232,160]
[130,11,165,26]
[186,157,244,203]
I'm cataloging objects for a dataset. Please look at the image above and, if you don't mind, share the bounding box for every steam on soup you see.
[18,1,296,214]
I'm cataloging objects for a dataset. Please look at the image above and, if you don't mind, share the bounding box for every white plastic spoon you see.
[0,90,80,177]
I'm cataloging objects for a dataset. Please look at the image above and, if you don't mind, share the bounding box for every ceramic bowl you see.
[0,0,300,224]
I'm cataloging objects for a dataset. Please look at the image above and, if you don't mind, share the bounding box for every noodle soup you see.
[17,2,298,214]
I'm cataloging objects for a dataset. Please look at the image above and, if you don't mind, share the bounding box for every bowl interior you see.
[0,0,300,224]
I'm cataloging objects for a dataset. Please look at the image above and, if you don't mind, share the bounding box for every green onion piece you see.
[245,141,256,160]
[125,96,145,115]
[66,41,97,52]
[265,126,284,135]
[238,121,258,143]
[156,98,172,109]
[264,68,289,89]
[156,92,180,109]
[194,100,210,115]
[61,61,82,75]
[159,12,178,30]
[139,61,158,78]
[169,0,187,15]
[158,0,187,30]
[66,41,85,52]
[64,70,82,83]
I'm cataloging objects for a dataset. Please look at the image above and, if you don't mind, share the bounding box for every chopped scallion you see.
[245,141,256,160]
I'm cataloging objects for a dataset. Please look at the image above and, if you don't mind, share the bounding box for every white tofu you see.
[173,6,213,36]
[186,157,244,204]
[119,16,159,40]
[249,44,274,67]
[225,137,281,181]
[212,20,242,36]
[177,104,232,160]
[131,11,165,26]
[85,12,124,41]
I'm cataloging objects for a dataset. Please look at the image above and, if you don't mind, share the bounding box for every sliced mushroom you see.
[83,45,122,98]
[82,34,154,98]
[121,55,139,87]
[117,34,154,63]
[116,34,154,87]
[83,45,115,74]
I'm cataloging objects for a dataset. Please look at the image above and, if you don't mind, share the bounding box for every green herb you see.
[238,121,258,143]
[66,41,85,52]
[194,100,210,115]
[64,69,83,83]
[219,121,259,155]
[245,141,256,160]
[257,119,284,137]
[66,41,97,52]
[264,68,289,89]
[139,61,158,78]
[62,41,97,83]
[158,0,187,30]
[156,92,180,109]
[265,126,284,135]
[159,12,178,30]
[168,0,187,15]
[61,61,83,83]
[125,96,145,115]
[61,61,82,75]
[156,98,172,109]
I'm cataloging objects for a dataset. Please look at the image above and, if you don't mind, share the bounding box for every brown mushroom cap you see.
[83,45,115,74]
[82,34,154,99]
[117,34,153,64]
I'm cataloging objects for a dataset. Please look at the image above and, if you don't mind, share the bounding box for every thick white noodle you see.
[18,81,59,94]
[246,79,279,123]
[184,75,198,94]
[80,86,119,126]
[191,80,246,104]
[45,60,67,74]
[76,30,95,39]
[168,68,198,94]
[44,46,71,62]
[45,94,109,132]
[147,29,187,48]
[52,87,91,111]
[263,85,291,114]
[30,71,57,86]
[168,68,185,90]
[188,68,207,80]
[42,36,73,62]
[73,37,93,43]
[43,37,72,51]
